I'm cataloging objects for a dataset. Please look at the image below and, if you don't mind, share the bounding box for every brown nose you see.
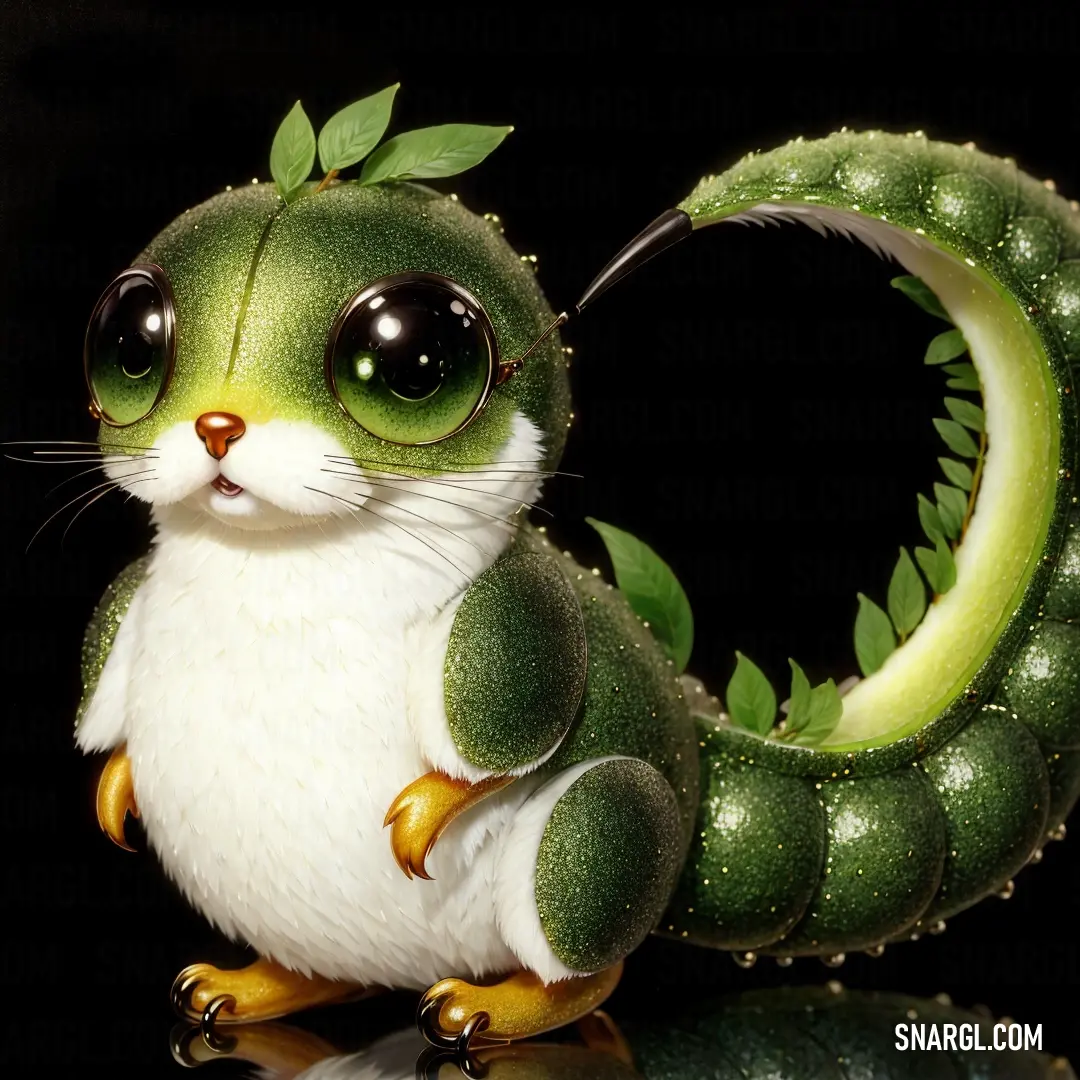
[195,412,246,459]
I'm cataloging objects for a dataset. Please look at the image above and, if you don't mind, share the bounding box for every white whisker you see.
[62,475,156,546]
[320,467,540,519]
[303,485,471,580]
[26,467,157,553]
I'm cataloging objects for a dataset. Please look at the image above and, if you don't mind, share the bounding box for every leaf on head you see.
[270,101,316,202]
[317,84,400,173]
[359,124,513,185]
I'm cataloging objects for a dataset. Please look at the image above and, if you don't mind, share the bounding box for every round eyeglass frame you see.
[324,271,501,446]
[84,262,177,428]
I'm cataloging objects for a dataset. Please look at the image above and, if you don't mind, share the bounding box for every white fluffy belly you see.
[123,532,520,989]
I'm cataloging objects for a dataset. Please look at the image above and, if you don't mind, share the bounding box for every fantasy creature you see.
[28,86,1080,1051]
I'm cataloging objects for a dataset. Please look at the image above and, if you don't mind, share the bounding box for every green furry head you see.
[96,180,570,468]
[85,91,570,475]
[82,91,570,543]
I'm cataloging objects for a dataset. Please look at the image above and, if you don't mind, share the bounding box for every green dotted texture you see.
[766,769,945,956]
[916,709,1049,924]
[669,708,1052,955]
[663,723,825,950]
[534,758,681,973]
[1001,618,1080,748]
[444,553,586,772]
[1045,747,1080,832]
[510,527,700,851]
[76,556,149,729]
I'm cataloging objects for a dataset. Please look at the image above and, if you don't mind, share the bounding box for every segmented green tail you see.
[662,131,1080,961]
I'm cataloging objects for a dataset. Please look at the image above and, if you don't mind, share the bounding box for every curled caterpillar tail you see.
[658,132,1080,959]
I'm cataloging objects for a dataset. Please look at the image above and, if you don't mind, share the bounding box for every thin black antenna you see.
[500,207,694,379]
[575,208,693,313]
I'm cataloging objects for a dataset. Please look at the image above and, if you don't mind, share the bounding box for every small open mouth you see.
[211,475,245,498]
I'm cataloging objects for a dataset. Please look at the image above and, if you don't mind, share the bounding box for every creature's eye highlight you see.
[326,272,498,445]
[85,264,175,427]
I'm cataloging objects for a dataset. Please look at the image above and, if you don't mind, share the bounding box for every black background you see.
[2,2,1079,1071]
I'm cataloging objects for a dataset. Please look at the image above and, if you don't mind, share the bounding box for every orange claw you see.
[96,744,139,851]
[383,771,514,880]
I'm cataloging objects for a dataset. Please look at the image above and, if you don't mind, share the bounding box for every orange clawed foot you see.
[171,956,370,1029]
[418,963,624,1051]
[96,744,139,851]
[384,770,513,880]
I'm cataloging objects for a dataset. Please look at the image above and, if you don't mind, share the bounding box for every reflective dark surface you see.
[163,986,1074,1079]
[328,274,494,444]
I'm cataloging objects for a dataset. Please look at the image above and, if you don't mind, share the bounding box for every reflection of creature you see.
[62,87,1080,1051]
[171,987,1074,1079]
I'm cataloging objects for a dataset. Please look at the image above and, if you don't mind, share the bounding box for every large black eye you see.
[85,264,175,426]
[326,272,498,445]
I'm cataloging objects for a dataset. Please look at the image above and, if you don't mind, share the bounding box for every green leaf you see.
[358,123,513,184]
[924,328,968,365]
[785,659,812,733]
[270,101,317,202]
[944,396,985,433]
[792,679,844,747]
[726,652,777,736]
[891,275,951,322]
[587,518,693,672]
[887,547,926,638]
[914,546,937,590]
[939,457,973,491]
[943,362,981,391]
[933,417,980,458]
[916,537,958,595]
[934,482,967,540]
[936,537,958,592]
[854,593,897,676]
[918,492,945,545]
[317,83,400,173]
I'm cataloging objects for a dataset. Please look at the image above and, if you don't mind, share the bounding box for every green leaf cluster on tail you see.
[726,652,775,735]
[587,518,694,673]
[851,276,987,675]
[269,85,511,203]
[783,660,843,746]
[723,652,843,746]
